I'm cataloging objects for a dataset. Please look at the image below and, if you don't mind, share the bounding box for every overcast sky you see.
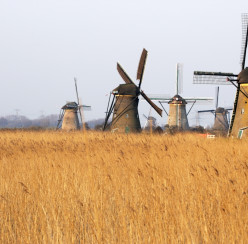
[0,0,247,127]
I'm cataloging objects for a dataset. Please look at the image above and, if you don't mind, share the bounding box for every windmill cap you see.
[215,107,227,113]
[113,84,139,96]
[238,67,248,83]
[168,95,187,104]
[62,102,78,109]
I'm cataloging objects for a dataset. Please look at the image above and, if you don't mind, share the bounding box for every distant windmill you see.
[193,13,248,138]
[14,109,23,128]
[143,107,157,132]
[197,87,233,131]
[145,63,213,130]
[57,78,91,130]
[103,48,163,133]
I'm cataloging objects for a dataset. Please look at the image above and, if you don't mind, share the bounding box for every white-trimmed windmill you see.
[145,63,213,130]
[57,78,91,130]
[193,13,248,138]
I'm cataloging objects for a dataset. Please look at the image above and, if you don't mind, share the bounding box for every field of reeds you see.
[0,130,248,243]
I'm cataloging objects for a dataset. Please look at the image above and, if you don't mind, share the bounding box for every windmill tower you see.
[103,49,162,133]
[57,78,91,130]
[197,87,232,132]
[193,13,248,138]
[145,63,213,130]
[61,102,80,130]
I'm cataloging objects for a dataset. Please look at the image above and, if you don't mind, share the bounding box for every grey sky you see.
[0,0,247,127]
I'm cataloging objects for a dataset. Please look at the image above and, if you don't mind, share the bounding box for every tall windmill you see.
[57,78,91,130]
[145,63,213,130]
[103,48,162,133]
[193,13,248,137]
[197,87,233,132]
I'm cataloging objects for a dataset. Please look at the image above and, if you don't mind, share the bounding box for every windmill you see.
[57,78,91,130]
[193,13,248,137]
[197,87,233,132]
[103,48,163,133]
[145,63,213,130]
[143,107,157,132]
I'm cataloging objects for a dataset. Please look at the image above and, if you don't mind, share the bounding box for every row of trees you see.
[0,115,59,129]
[0,115,105,130]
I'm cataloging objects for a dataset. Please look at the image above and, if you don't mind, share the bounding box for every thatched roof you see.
[62,102,78,110]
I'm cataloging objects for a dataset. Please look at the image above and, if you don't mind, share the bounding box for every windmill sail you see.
[74,77,83,126]
[240,13,248,70]
[193,71,238,85]
[176,63,183,95]
[78,98,86,129]
[117,62,162,117]
[143,95,213,103]
[140,94,171,100]
[117,63,134,84]
[215,86,219,109]
[137,48,148,88]
[140,91,163,116]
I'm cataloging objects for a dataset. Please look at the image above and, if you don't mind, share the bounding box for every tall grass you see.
[0,130,248,243]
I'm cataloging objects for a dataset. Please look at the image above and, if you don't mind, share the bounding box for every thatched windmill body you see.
[193,14,248,137]
[60,102,80,130]
[57,78,91,130]
[213,107,230,131]
[103,49,162,133]
[197,87,232,132]
[145,63,213,130]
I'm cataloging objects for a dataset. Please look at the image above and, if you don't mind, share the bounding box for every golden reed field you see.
[0,130,248,243]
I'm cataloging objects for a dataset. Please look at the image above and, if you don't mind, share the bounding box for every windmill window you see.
[126,114,129,118]
[241,108,245,114]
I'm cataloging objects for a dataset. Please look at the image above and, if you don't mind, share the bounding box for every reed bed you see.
[0,130,248,243]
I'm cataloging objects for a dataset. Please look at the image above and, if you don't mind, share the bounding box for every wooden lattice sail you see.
[193,14,248,137]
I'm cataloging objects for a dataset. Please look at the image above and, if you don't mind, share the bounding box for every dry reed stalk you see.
[0,131,248,243]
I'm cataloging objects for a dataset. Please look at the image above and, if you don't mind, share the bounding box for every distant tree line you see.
[0,115,59,129]
[0,115,105,130]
